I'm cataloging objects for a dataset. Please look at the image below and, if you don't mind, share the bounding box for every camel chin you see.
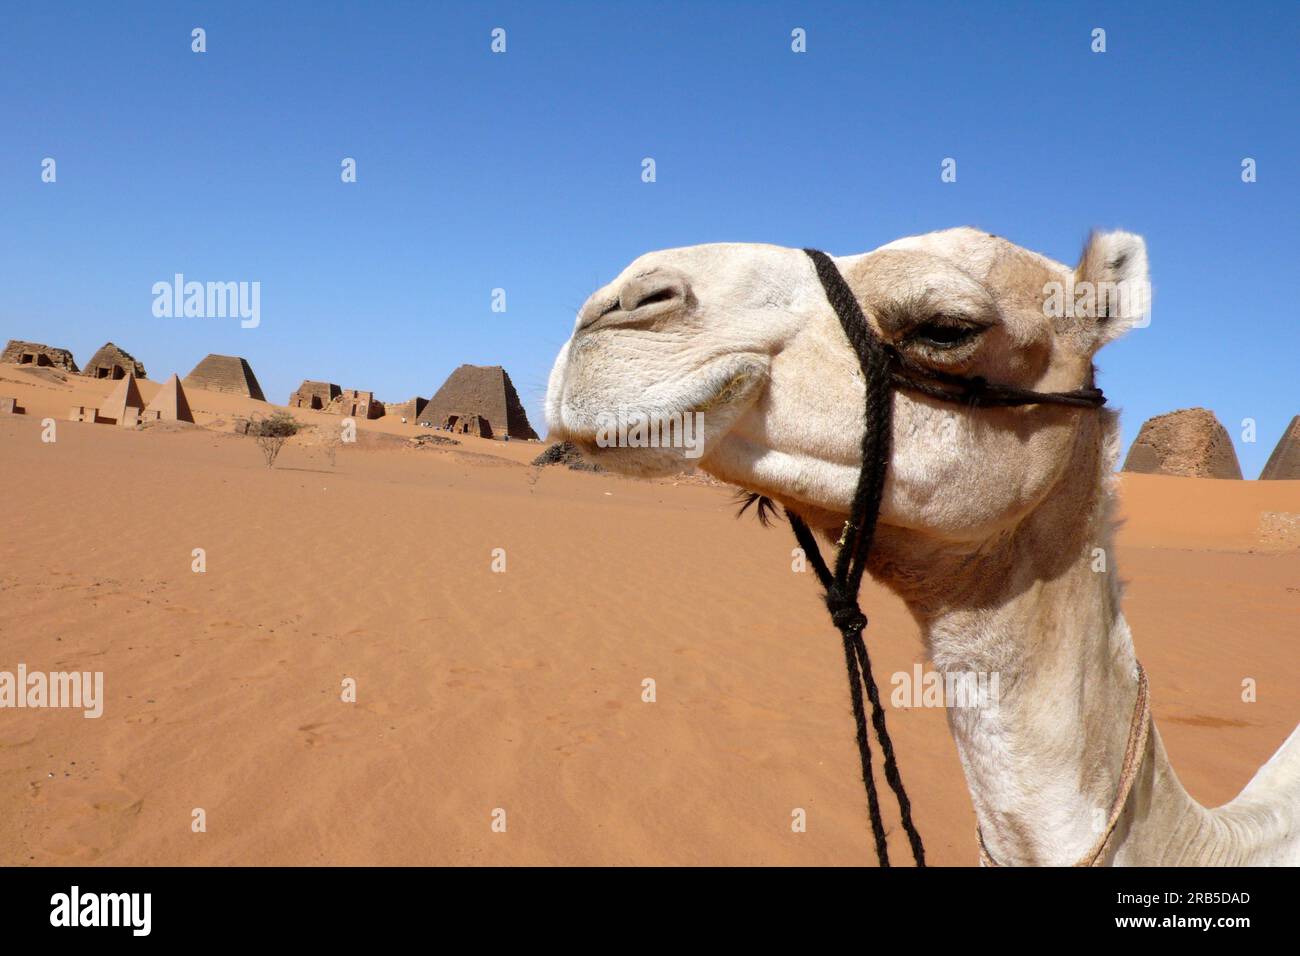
[567,440,690,478]
[550,357,768,478]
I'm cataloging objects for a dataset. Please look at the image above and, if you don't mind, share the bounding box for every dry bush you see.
[250,412,301,468]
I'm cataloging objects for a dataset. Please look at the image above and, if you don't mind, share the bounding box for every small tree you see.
[250,412,301,468]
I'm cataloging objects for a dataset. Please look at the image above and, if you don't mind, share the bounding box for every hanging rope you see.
[785,248,1109,867]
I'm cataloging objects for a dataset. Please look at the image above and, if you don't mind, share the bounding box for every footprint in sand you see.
[31,782,144,863]
[297,721,361,748]
[297,722,332,748]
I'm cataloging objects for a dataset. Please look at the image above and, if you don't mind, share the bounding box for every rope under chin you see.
[792,248,1109,868]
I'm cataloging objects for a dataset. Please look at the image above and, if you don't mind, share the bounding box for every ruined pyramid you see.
[99,372,146,426]
[416,364,538,440]
[144,373,195,423]
[1122,407,1242,479]
[183,354,266,401]
[82,341,146,380]
[386,396,428,421]
[2,339,79,372]
[289,380,340,410]
[1259,415,1300,480]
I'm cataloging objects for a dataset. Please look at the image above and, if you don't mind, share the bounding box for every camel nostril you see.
[621,274,691,316]
[579,271,688,330]
[629,287,678,310]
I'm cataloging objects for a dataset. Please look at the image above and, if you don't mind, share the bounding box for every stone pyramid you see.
[416,364,538,440]
[100,372,146,425]
[2,339,79,372]
[1259,415,1300,480]
[83,341,147,380]
[1122,407,1242,479]
[144,373,195,423]
[183,354,266,401]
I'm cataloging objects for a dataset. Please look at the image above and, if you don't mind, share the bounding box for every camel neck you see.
[873,424,1211,864]
[924,540,1146,865]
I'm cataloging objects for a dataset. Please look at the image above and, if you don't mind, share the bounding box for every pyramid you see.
[2,339,78,372]
[82,341,146,380]
[99,372,146,425]
[1259,415,1300,480]
[183,354,266,401]
[415,364,538,440]
[144,373,195,423]
[1122,407,1242,479]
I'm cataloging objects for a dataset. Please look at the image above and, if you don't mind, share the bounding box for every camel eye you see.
[911,318,981,350]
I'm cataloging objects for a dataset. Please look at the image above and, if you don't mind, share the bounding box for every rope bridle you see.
[791,248,1143,867]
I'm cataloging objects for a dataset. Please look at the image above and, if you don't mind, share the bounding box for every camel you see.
[544,227,1300,866]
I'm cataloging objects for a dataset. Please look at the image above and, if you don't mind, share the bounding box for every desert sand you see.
[1,364,1297,865]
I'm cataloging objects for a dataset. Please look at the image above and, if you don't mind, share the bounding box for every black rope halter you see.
[792,249,1108,867]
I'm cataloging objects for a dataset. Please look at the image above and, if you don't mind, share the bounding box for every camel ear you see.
[1072,230,1150,350]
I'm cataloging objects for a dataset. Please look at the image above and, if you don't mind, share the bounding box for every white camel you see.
[545,227,1300,865]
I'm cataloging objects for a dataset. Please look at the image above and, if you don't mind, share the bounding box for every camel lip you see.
[547,355,769,457]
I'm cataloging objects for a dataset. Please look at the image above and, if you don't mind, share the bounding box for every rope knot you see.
[824,585,867,633]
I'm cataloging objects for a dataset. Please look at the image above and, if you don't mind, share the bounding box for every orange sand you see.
[0,366,1296,865]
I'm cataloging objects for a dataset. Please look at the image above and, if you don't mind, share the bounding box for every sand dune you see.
[0,371,1296,865]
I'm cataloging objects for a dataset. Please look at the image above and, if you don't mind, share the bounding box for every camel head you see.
[545,227,1150,546]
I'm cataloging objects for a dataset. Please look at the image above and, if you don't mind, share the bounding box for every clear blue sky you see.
[2,1,1296,475]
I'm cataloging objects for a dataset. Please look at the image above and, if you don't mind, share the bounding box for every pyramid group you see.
[10,331,545,443]
[70,372,194,427]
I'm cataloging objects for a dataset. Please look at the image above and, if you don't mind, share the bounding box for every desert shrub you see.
[250,412,301,468]
[531,441,602,472]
